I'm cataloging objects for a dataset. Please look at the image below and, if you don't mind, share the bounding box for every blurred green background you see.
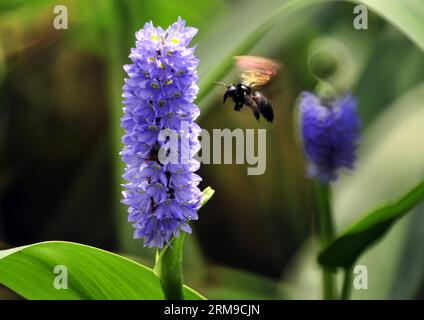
[0,0,423,299]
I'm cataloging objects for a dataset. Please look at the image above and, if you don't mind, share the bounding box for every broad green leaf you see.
[0,241,204,300]
[358,0,424,52]
[389,202,424,299]
[318,180,424,268]
[354,31,424,128]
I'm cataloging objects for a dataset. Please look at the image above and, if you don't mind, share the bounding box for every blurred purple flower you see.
[121,17,202,248]
[299,92,361,182]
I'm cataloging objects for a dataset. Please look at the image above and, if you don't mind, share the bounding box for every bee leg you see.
[250,106,260,120]
[223,91,229,103]
[234,102,243,111]
[244,94,261,121]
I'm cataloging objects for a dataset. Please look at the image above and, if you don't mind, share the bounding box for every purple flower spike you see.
[299,92,361,183]
[121,17,202,248]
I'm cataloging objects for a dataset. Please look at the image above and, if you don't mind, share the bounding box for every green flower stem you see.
[154,234,185,300]
[154,187,215,300]
[340,265,353,300]
[315,180,336,300]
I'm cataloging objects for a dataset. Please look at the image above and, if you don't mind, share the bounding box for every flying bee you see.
[215,56,281,123]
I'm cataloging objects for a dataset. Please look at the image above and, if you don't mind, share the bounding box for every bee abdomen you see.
[253,91,274,122]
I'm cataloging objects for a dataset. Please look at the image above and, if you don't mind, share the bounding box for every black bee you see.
[215,56,281,123]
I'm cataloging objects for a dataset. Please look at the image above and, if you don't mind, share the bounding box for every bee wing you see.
[234,55,281,88]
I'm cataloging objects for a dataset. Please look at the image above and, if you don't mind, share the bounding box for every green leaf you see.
[0,241,204,300]
[389,202,424,299]
[318,180,424,268]
[357,0,424,52]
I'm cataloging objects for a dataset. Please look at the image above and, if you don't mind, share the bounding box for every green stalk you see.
[340,266,353,300]
[315,180,336,300]
[152,188,214,300]
[154,234,185,300]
